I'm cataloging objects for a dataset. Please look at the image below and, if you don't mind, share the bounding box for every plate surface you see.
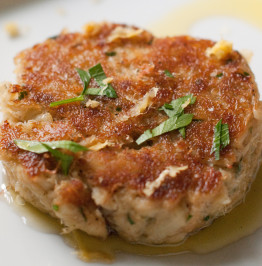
[1,0,262,265]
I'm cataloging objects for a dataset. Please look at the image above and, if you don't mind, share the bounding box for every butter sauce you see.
[149,0,262,37]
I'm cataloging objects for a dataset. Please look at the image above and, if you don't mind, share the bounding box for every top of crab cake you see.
[0,22,259,202]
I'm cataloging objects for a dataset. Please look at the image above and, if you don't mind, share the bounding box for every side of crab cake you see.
[0,22,262,244]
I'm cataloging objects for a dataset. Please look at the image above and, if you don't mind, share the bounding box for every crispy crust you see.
[0,22,261,243]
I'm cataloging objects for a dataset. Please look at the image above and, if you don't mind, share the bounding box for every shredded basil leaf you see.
[216,72,223,78]
[14,139,88,154]
[40,143,73,175]
[164,69,174,78]
[136,113,193,145]
[18,91,28,100]
[88,63,117,98]
[211,119,230,160]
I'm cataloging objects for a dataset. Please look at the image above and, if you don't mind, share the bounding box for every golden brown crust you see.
[0,23,259,201]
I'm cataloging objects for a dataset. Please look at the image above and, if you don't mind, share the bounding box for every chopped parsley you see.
[50,63,117,107]
[164,69,174,78]
[136,94,196,145]
[211,119,230,160]
[18,91,28,100]
[216,72,223,78]
[48,35,59,40]
[52,205,59,211]
[116,106,122,112]
[187,214,192,221]
[179,127,186,139]
[14,140,87,175]
[204,215,210,221]
[80,207,87,221]
[127,213,135,225]
[105,51,116,56]
[243,71,250,76]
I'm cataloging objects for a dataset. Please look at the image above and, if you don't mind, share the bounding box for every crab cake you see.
[0,22,262,244]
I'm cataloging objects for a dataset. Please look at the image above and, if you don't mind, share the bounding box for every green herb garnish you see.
[116,106,122,112]
[178,127,186,139]
[216,72,223,78]
[76,68,92,96]
[50,63,117,107]
[80,207,87,221]
[105,51,116,56]
[159,94,196,118]
[187,214,192,221]
[243,71,250,76]
[41,143,74,175]
[48,35,59,40]
[211,119,230,160]
[53,205,59,211]
[136,113,193,145]
[87,63,117,98]
[164,69,174,78]
[18,91,28,100]
[50,95,84,107]
[127,213,135,225]
[136,94,196,145]
[14,140,87,175]
[204,215,210,221]
[14,140,88,153]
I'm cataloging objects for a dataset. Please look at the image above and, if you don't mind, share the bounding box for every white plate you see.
[1,0,262,265]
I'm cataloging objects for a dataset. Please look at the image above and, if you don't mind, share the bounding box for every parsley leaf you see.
[164,69,174,78]
[105,51,116,56]
[136,94,196,145]
[160,94,196,118]
[14,140,88,153]
[88,63,117,98]
[41,143,73,175]
[49,95,84,107]
[14,140,88,175]
[76,68,91,95]
[18,91,28,100]
[211,119,230,160]
[52,205,59,211]
[136,113,193,145]
[50,64,117,107]
[178,127,186,139]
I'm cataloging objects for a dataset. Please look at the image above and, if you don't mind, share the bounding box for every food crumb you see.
[56,7,67,16]
[4,22,20,38]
